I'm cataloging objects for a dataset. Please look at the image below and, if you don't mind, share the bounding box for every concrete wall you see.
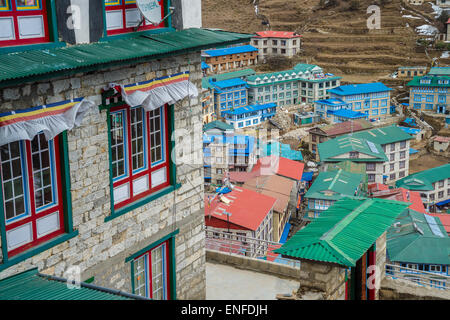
[206,249,301,280]
[0,52,206,300]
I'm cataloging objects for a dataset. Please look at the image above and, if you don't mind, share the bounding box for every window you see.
[390,153,395,161]
[438,180,444,188]
[104,0,166,36]
[390,173,396,180]
[390,163,395,171]
[133,240,170,299]
[399,171,405,178]
[438,191,444,198]
[400,141,406,149]
[366,163,375,171]
[429,265,442,272]
[1,133,65,257]
[109,105,170,210]
[368,174,375,183]
[399,161,405,169]
[0,0,50,47]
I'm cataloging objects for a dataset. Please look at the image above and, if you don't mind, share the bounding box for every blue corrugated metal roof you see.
[331,109,367,119]
[221,103,276,115]
[314,98,349,106]
[328,82,393,96]
[279,222,291,244]
[204,45,258,57]
[211,78,247,89]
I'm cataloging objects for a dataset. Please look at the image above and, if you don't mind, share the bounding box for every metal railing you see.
[205,229,301,268]
[385,263,450,290]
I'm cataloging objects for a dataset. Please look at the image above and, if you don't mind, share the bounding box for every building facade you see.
[246,64,341,106]
[347,126,413,184]
[202,45,258,74]
[397,66,427,79]
[209,78,248,117]
[251,31,302,61]
[221,103,277,129]
[328,83,393,121]
[0,0,252,301]
[407,75,449,114]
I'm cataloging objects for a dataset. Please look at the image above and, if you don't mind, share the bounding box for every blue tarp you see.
[201,61,210,69]
[216,187,232,194]
[279,222,291,244]
[409,148,419,154]
[302,171,314,182]
[436,199,450,206]
[398,126,420,135]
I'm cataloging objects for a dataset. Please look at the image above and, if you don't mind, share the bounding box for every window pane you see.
[149,107,164,164]
[110,111,127,179]
[2,141,27,221]
[31,133,55,209]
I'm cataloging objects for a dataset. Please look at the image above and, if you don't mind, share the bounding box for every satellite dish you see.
[136,0,163,25]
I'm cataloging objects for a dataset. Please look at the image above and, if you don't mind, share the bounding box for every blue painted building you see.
[222,103,277,129]
[208,78,248,117]
[313,98,368,123]
[407,75,449,114]
[328,82,393,120]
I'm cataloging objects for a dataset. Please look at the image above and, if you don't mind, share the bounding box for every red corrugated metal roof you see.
[371,187,427,214]
[255,31,302,38]
[433,135,450,143]
[368,183,389,193]
[252,156,304,181]
[427,213,450,235]
[204,187,277,231]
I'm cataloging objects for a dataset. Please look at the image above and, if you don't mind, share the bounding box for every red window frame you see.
[133,239,171,299]
[0,0,50,47]
[104,0,166,36]
[110,104,170,210]
[1,135,65,257]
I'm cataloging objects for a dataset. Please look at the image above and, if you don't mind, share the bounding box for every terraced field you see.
[202,0,450,89]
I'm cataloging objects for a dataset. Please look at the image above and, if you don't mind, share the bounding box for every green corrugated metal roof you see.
[203,120,234,132]
[275,198,410,267]
[341,125,413,146]
[202,69,256,89]
[407,75,450,87]
[395,163,450,191]
[0,269,137,300]
[318,135,387,163]
[387,209,450,265]
[304,169,366,200]
[0,28,253,84]
[428,67,450,76]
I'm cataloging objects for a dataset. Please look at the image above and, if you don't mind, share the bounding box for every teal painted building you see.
[246,63,342,106]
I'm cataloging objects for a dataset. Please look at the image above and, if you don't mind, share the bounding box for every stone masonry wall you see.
[297,260,346,300]
[0,52,206,300]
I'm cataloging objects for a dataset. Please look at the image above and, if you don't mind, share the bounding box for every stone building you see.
[0,0,252,300]
[397,66,427,79]
[251,31,302,62]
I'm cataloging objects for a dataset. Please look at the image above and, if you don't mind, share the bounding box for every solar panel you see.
[424,214,444,238]
[366,141,379,154]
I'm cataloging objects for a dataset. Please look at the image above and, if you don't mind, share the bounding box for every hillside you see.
[202,0,450,93]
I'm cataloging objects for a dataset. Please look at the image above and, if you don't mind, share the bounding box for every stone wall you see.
[0,52,206,300]
[296,259,346,300]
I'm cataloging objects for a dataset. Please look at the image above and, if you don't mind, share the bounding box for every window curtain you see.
[0,97,94,146]
[110,71,198,112]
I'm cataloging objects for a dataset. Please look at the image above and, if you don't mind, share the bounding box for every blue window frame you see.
[234,100,240,106]
[241,90,246,97]
[246,120,251,126]
[364,101,370,109]
[253,119,258,124]
[234,92,239,98]
[238,122,243,128]
[227,102,232,108]
[414,94,422,102]
[241,98,246,104]
[227,93,232,100]
[372,100,378,108]
[438,95,446,103]
[372,109,378,115]
[413,103,421,110]
[425,104,433,110]
[220,94,226,102]
[220,103,226,110]
[381,99,387,107]
[381,108,387,114]
[426,95,434,102]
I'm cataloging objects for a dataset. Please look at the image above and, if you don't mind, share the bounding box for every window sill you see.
[105,183,182,223]
[0,230,78,273]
